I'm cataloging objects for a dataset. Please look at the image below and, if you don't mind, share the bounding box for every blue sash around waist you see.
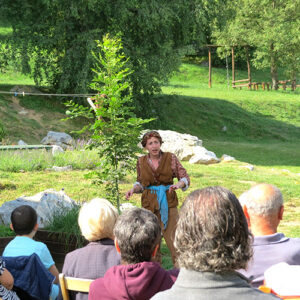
[146,184,171,229]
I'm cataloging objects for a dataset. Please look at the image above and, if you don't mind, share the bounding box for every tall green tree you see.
[213,0,300,89]
[0,0,206,114]
[66,34,153,211]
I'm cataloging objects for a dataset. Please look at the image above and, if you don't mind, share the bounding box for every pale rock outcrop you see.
[144,130,220,165]
[0,189,76,228]
[41,131,74,150]
[52,145,64,156]
[188,146,220,164]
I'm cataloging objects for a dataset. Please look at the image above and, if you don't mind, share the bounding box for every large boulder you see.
[144,130,220,164]
[188,146,220,165]
[0,189,77,228]
[41,131,73,150]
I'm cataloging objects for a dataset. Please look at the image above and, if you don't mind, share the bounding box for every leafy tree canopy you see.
[213,0,300,87]
[0,0,206,114]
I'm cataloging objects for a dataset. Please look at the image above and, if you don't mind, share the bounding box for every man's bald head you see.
[239,184,283,217]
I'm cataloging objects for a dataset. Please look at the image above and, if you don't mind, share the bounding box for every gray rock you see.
[46,165,73,172]
[0,189,76,228]
[189,147,220,164]
[18,140,27,146]
[52,145,64,156]
[241,165,255,171]
[18,110,28,115]
[41,131,74,150]
[120,203,136,212]
[221,154,236,162]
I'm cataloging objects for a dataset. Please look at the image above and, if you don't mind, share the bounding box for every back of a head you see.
[175,186,252,272]
[78,198,118,241]
[239,183,283,217]
[114,207,161,264]
[11,205,37,235]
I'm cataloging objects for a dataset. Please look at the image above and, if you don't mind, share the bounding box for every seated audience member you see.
[152,186,277,300]
[58,198,120,300]
[3,205,59,300]
[0,258,19,300]
[89,207,178,300]
[238,183,300,288]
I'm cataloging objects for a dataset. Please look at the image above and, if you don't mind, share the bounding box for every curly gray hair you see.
[175,186,253,272]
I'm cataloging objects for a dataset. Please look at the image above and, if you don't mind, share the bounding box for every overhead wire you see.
[0,90,97,98]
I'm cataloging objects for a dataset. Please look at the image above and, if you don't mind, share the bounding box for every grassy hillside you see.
[156,63,300,172]
[0,85,88,144]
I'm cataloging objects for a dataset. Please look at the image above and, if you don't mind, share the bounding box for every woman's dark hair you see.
[11,205,37,235]
[141,131,163,148]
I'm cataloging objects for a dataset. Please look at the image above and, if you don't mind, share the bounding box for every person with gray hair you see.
[152,186,277,300]
[89,207,178,300]
[238,183,300,288]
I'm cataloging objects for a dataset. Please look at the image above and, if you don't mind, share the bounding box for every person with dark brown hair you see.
[126,130,190,265]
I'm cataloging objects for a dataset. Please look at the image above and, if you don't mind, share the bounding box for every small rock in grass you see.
[120,203,136,212]
[221,154,235,162]
[241,165,254,171]
[52,145,64,156]
[18,140,27,146]
[46,165,73,172]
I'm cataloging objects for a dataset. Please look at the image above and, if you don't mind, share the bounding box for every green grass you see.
[0,149,99,172]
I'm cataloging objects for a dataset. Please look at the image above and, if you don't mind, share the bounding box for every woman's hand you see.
[169,181,185,192]
[125,188,134,200]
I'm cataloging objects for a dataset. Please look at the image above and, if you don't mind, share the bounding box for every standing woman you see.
[126,131,190,265]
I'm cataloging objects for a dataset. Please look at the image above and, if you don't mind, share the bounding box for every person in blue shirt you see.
[3,205,59,300]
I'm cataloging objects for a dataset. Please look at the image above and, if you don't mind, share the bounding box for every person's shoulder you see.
[32,239,48,250]
[287,236,300,243]
[90,276,106,295]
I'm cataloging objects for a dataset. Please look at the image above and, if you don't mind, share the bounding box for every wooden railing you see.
[232,78,251,88]
[0,145,53,151]
[232,79,299,91]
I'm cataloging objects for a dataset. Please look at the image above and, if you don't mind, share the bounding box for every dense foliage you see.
[213,0,300,88]
[0,0,206,115]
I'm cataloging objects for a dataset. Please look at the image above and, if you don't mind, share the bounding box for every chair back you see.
[59,273,94,300]
[259,285,300,299]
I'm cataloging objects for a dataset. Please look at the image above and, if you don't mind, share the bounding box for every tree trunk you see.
[270,44,278,90]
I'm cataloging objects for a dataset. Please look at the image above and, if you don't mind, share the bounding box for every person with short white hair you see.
[58,198,120,300]
[238,183,300,288]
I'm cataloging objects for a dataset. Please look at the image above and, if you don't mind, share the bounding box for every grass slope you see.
[0,85,88,144]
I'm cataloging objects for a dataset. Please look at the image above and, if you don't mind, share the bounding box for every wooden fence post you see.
[232,47,235,88]
[208,47,212,88]
[283,82,286,90]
